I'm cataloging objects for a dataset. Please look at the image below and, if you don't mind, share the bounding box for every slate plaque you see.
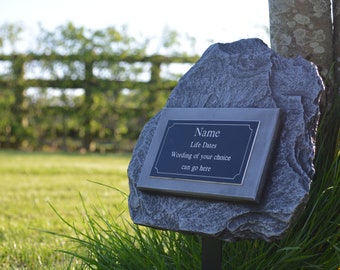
[137,107,280,202]
[150,120,259,184]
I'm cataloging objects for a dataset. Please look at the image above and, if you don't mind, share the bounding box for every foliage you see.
[0,22,24,53]
[48,197,201,270]
[0,22,198,152]
[36,22,145,56]
[223,156,339,269]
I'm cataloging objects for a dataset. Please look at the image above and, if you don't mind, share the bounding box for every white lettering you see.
[171,151,192,160]
[199,165,211,172]
[202,142,217,149]
[214,154,232,161]
[200,154,212,161]
[194,127,221,138]
[190,141,201,148]
[181,165,191,170]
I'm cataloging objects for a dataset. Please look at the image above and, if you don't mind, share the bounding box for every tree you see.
[0,23,23,53]
[269,0,340,165]
[0,22,197,151]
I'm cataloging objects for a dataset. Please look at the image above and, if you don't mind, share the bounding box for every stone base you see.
[128,38,323,242]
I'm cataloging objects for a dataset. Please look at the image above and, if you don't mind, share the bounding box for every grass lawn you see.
[0,150,338,269]
[0,151,131,269]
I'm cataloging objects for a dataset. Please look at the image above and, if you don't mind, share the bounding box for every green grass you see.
[0,151,131,269]
[0,144,339,269]
[47,152,340,270]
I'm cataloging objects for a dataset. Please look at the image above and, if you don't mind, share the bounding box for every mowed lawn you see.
[0,151,131,269]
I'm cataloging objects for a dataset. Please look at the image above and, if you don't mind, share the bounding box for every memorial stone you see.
[128,38,324,241]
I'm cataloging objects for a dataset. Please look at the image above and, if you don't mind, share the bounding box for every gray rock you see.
[127,38,324,242]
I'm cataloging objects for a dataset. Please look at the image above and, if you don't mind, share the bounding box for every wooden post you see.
[11,54,26,148]
[82,60,94,152]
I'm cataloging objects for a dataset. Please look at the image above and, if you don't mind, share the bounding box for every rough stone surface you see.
[127,38,324,242]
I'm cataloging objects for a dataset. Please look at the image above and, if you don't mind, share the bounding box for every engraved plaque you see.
[137,108,280,202]
[150,120,259,184]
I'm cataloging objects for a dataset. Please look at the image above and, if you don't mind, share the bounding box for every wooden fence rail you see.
[0,53,199,151]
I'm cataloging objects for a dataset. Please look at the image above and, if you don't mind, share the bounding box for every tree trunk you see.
[331,0,340,164]
[333,0,340,88]
[269,0,333,109]
[268,0,339,166]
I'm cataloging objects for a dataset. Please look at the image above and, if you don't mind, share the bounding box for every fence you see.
[0,53,198,152]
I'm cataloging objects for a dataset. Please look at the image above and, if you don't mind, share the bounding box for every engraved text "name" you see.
[194,127,221,138]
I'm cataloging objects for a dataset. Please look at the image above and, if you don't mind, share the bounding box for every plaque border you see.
[137,108,280,203]
[150,120,259,184]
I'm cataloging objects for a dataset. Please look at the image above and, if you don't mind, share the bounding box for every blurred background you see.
[1,2,339,270]
[0,0,269,153]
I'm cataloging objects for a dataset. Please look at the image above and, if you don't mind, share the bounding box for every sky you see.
[1,0,270,55]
